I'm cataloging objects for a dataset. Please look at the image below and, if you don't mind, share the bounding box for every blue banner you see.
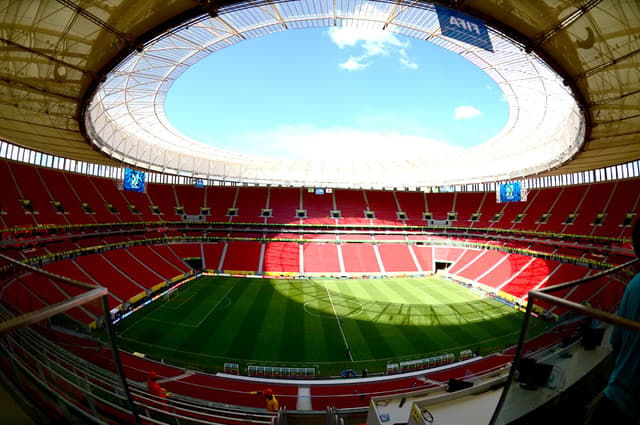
[499,182,522,203]
[123,168,146,192]
[435,5,494,52]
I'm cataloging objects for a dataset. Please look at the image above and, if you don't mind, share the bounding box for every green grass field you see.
[115,276,543,376]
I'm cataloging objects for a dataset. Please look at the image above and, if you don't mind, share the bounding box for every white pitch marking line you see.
[194,286,236,327]
[323,282,353,361]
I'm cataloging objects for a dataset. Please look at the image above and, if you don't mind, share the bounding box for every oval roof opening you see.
[164,27,509,161]
[86,0,584,188]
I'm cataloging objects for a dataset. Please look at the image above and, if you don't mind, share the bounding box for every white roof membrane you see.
[86,0,584,188]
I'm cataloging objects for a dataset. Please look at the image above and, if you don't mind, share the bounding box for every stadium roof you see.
[0,0,638,187]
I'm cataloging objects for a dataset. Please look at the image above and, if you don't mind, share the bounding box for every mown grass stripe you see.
[349,317,396,360]
[279,295,306,362]
[196,278,254,358]
[251,284,288,362]
[167,280,234,355]
[114,275,533,375]
[226,280,275,358]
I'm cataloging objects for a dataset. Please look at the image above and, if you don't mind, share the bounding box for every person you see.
[250,388,279,412]
[591,219,640,424]
[147,370,171,400]
[361,368,368,378]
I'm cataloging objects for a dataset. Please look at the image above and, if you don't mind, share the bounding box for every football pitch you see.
[115,275,540,376]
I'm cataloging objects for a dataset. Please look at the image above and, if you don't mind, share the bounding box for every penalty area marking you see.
[164,279,219,310]
[142,295,232,328]
[194,286,235,327]
[163,291,195,310]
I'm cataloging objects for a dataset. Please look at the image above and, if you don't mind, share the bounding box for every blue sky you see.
[165,27,508,160]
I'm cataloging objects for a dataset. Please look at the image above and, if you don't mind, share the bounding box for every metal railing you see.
[0,254,278,424]
[489,258,640,425]
[3,253,637,424]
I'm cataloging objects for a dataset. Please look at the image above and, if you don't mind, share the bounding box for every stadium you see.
[0,1,639,425]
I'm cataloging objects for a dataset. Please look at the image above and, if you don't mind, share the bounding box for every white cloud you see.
[399,58,419,70]
[398,49,419,69]
[454,105,482,120]
[328,27,405,50]
[219,125,460,161]
[339,57,370,71]
[399,52,419,70]
[327,27,418,71]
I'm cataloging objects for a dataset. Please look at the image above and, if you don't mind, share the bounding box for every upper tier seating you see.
[1,159,637,242]
[364,190,400,225]
[267,188,301,224]
[0,160,38,228]
[146,184,181,221]
[395,191,426,226]
[205,186,237,222]
[334,189,369,225]
[426,192,455,221]
[453,192,485,227]
[174,184,206,216]
[10,162,68,226]
[234,187,268,223]
[38,167,95,224]
[301,189,335,224]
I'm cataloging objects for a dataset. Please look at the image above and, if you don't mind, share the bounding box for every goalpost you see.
[164,287,179,301]
[160,273,202,303]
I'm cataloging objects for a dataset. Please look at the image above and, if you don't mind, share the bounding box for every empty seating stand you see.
[395,191,427,226]
[206,186,237,222]
[365,190,400,224]
[38,167,95,225]
[302,243,341,274]
[234,187,268,223]
[127,245,186,280]
[302,189,335,224]
[334,189,369,225]
[1,158,638,240]
[267,187,301,224]
[376,244,418,273]
[341,243,381,273]
[263,242,300,273]
[221,241,262,273]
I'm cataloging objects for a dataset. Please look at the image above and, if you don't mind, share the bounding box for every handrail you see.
[8,232,625,272]
[0,287,107,335]
[530,290,640,332]
[1,220,631,245]
[489,258,640,424]
[529,258,640,332]
[535,257,639,294]
[0,253,100,290]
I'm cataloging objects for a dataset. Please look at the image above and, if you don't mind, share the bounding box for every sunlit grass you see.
[115,275,537,375]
